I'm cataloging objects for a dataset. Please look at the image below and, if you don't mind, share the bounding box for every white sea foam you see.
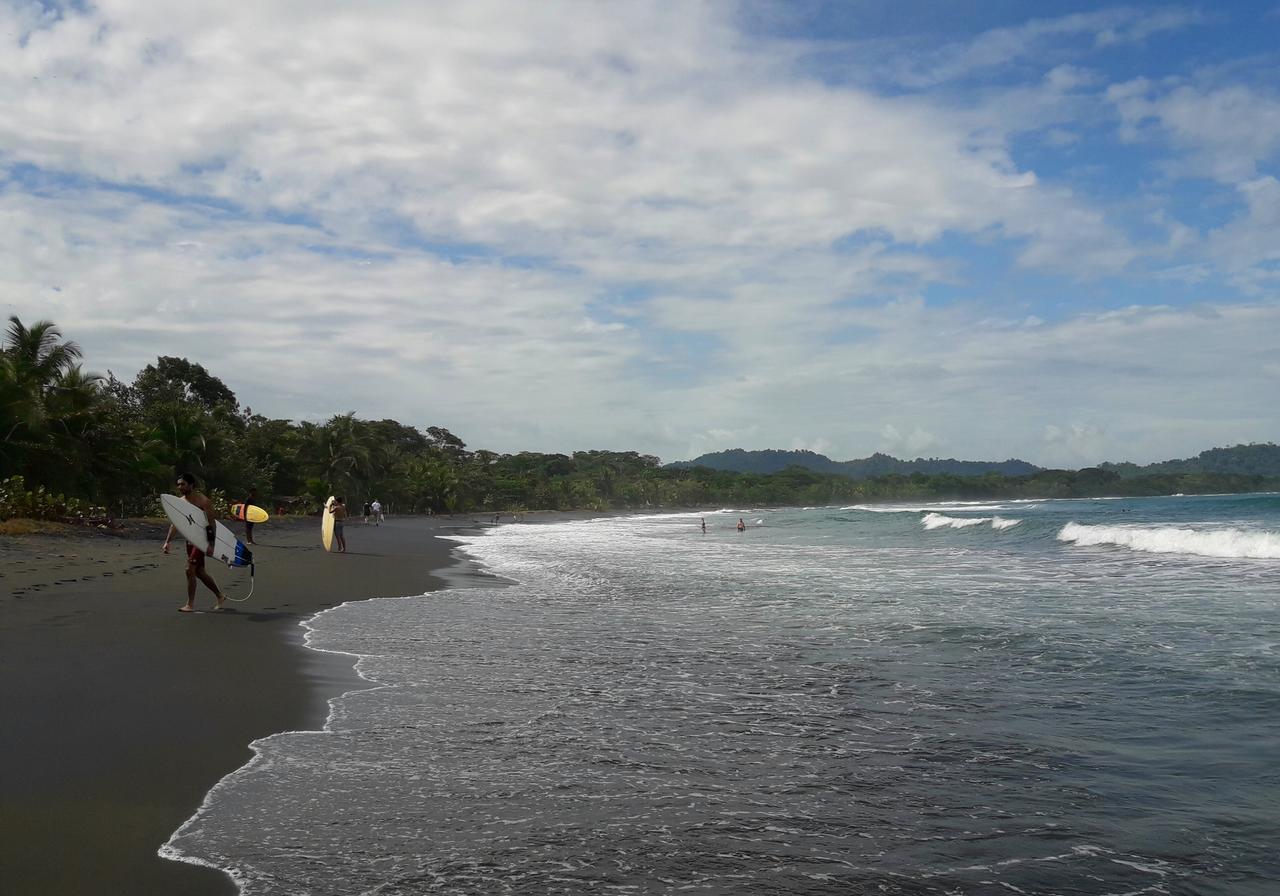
[1057,522,1280,560]
[853,504,991,514]
[851,501,1025,514]
[923,513,989,530]
[921,513,1022,532]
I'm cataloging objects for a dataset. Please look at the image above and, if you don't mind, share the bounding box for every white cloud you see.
[1108,78,1280,183]
[0,2,1274,467]
[1207,176,1280,292]
[790,436,834,456]
[0,0,1137,278]
[888,7,1202,87]
[1042,423,1107,467]
[878,425,940,458]
[3,181,1275,465]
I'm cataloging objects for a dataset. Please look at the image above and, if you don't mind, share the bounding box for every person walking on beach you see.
[243,487,260,545]
[371,499,383,525]
[701,518,707,534]
[332,497,348,552]
[162,472,227,612]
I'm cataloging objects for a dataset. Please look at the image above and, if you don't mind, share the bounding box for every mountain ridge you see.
[668,442,1280,479]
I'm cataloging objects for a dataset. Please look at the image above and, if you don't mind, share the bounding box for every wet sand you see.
[0,513,478,895]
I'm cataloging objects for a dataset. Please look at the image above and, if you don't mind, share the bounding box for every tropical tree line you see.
[3,315,1277,520]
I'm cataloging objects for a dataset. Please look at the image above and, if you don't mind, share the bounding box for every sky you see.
[2,1,1278,467]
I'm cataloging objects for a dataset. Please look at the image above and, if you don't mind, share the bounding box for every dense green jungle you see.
[3,316,1277,521]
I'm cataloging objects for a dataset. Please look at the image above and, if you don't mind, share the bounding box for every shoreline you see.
[0,513,486,895]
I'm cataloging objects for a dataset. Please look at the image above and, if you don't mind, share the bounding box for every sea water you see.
[163,494,1280,895]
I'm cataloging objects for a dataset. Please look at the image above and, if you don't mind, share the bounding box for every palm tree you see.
[403,456,460,513]
[150,408,217,474]
[3,316,83,379]
[306,413,373,496]
[1,316,93,477]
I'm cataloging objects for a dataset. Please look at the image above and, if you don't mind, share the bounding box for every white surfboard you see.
[161,494,255,572]
[322,495,336,552]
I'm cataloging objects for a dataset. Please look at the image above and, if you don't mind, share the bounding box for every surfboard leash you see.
[224,560,255,602]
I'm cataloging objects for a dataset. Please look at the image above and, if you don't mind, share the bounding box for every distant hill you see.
[668,442,1280,480]
[667,448,1041,479]
[1100,442,1280,478]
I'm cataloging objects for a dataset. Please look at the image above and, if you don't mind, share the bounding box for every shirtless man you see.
[162,472,227,612]
[332,496,349,552]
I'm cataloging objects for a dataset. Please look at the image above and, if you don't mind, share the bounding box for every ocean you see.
[163,494,1280,895]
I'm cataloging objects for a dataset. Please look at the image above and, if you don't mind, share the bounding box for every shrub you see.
[0,475,107,523]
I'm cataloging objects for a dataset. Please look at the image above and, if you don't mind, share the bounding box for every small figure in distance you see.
[243,486,260,545]
[701,518,707,534]
[737,518,746,533]
[371,498,383,526]
[363,501,372,524]
[332,496,348,552]
[163,472,227,612]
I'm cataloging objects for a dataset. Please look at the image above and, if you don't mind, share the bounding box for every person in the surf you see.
[162,472,228,612]
[737,518,746,532]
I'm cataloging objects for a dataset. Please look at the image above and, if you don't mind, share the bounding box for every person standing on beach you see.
[371,498,383,525]
[243,487,260,545]
[333,496,348,552]
[162,472,227,612]
[701,518,707,534]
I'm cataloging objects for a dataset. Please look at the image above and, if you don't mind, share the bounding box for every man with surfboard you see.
[162,472,228,612]
[332,496,349,552]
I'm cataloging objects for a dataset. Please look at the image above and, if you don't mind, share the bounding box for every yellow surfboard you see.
[230,503,269,524]
[322,496,336,552]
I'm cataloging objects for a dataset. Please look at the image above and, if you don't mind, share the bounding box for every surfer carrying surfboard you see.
[162,472,228,612]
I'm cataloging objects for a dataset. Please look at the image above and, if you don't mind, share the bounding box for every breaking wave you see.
[1057,522,1280,560]
[849,502,1023,514]
[922,513,1022,531]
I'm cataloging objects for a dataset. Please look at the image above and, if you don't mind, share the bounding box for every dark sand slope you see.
[1,515,465,896]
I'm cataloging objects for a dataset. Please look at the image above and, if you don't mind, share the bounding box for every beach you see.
[0,513,470,895]
[6,498,1277,894]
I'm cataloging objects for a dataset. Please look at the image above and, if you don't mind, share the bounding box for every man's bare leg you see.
[197,568,226,609]
[180,565,198,611]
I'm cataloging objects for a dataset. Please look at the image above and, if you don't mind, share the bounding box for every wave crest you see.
[922,513,1021,531]
[1057,523,1280,559]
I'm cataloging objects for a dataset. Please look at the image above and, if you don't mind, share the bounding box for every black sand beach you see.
[0,514,470,895]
